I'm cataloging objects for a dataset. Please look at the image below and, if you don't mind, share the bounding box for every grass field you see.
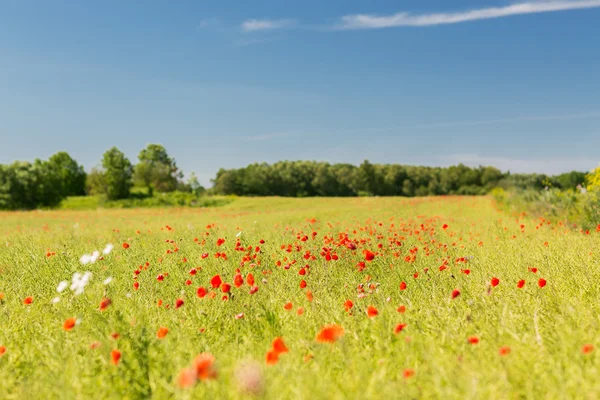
[1,196,599,399]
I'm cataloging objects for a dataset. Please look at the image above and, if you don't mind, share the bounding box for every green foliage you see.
[101,147,133,200]
[211,161,511,197]
[0,159,65,210]
[133,144,182,194]
[586,166,600,192]
[47,151,87,196]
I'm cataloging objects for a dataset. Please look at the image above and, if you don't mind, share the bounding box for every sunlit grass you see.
[0,196,599,399]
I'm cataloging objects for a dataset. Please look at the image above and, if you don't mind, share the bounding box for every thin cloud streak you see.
[336,1,600,29]
[241,19,295,32]
[319,111,600,135]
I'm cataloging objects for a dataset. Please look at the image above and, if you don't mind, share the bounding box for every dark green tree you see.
[101,147,133,200]
[134,144,182,195]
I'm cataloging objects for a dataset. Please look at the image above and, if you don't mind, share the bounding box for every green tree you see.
[134,144,182,195]
[101,147,133,200]
[47,151,87,196]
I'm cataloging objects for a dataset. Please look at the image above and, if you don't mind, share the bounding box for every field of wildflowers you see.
[1,196,599,399]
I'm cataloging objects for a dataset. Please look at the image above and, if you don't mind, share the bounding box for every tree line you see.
[0,145,202,210]
[210,161,588,197]
[0,145,590,210]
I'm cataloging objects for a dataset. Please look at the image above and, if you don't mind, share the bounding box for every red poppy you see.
[122,243,130,249]
[299,280,307,289]
[23,296,33,305]
[99,298,112,311]
[210,275,222,289]
[538,278,547,288]
[403,368,415,379]
[221,283,231,293]
[344,300,354,312]
[175,299,184,308]
[394,323,407,334]
[157,327,168,339]
[491,277,500,287]
[517,280,525,289]
[468,336,479,344]
[399,281,407,290]
[284,302,293,311]
[363,250,375,261]
[272,337,289,354]
[316,324,344,343]
[451,289,460,299]
[111,349,121,365]
[63,317,77,331]
[499,346,511,356]
[582,344,594,354]
[367,306,378,318]
[197,287,207,298]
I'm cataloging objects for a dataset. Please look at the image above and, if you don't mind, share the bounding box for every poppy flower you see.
[63,317,77,331]
[23,296,33,305]
[249,286,259,295]
[122,243,130,249]
[499,346,511,356]
[197,287,207,298]
[306,290,313,302]
[517,280,525,289]
[99,298,112,311]
[284,302,293,311]
[111,349,121,365]
[265,350,279,365]
[0,346,5,356]
[367,306,378,318]
[363,250,375,261]
[246,273,255,286]
[468,336,479,344]
[175,299,184,308]
[403,368,415,379]
[397,305,406,313]
[272,337,289,354]
[491,277,500,287]
[194,353,217,380]
[299,280,307,289]
[394,323,407,334]
[451,289,460,299]
[178,368,197,388]
[399,282,407,290]
[538,278,547,288]
[210,275,222,289]
[157,327,169,339]
[234,274,244,288]
[582,344,594,354]
[316,324,344,343]
[296,307,305,315]
[221,283,231,293]
[344,300,354,312]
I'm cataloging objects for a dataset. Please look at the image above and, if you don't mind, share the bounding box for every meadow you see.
[1,196,599,399]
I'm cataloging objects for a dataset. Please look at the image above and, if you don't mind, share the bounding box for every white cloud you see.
[198,18,220,29]
[241,19,295,32]
[336,1,600,29]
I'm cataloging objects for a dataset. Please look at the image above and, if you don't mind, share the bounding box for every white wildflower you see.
[126,292,132,298]
[102,243,114,255]
[103,277,113,285]
[56,280,68,293]
[51,297,60,304]
[80,254,91,265]
[236,231,242,237]
[90,250,100,263]
[70,271,92,296]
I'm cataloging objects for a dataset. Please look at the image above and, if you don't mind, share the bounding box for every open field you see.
[1,196,599,399]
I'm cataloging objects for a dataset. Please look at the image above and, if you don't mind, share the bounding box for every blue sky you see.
[1,0,599,185]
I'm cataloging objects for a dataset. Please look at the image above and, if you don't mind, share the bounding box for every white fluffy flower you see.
[102,243,114,255]
[56,281,68,293]
[90,251,100,263]
[70,271,92,296]
[236,231,243,237]
[80,254,91,265]
[103,277,113,285]
[51,297,60,304]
